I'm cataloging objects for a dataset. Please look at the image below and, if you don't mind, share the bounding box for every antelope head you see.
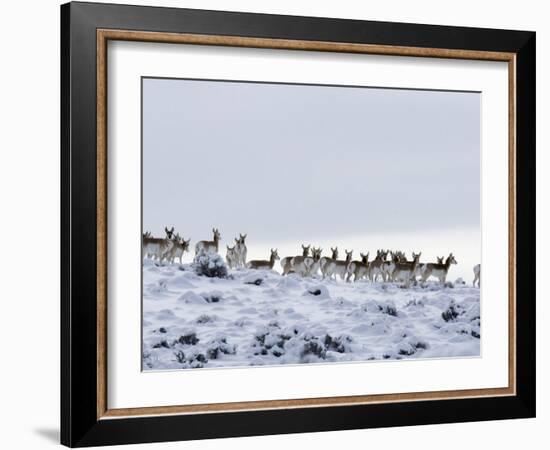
[181,237,191,252]
[212,228,221,241]
[301,244,311,257]
[165,226,175,239]
[312,247,323,260]
[270,248,280,261]
[437,256,444,264]
[412,252,421,263]
[345,249,353,262]
[446,253,457,265]
[360,252,369,264]
[239,233,247,244]
[330,247,338,259]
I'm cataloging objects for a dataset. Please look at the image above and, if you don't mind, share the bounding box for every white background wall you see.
[0,0,546,449]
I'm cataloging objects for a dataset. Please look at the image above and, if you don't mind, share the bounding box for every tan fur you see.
[346,252,369,282]
[195,228,221,255]
[319,247,339,279]
[281,245,310,276]
[324,249,353,281]
[421,253,457,284]
[247,249,280,270]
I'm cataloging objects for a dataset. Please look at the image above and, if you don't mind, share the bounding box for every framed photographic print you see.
[61,1,536,447]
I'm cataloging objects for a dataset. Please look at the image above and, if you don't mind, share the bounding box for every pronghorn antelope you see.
[346,252,370,283]
[234,233,248,268]
[381,251,401,282]
[414,256,444,280]
[304,247,323,277]
[195,228,221,255]
[368,250,389,282]
[226,245,238,269]
[319,247,339,279]
[324,249,353,281]
[142,227,175,262]
[421,253,457,284]
[247,248,280,270]
[289,245,316,277]
[392,252,421,287]
[281,245,310,276]
[165,234,191,264]
[143,231,153,258]
[473,263,481,287]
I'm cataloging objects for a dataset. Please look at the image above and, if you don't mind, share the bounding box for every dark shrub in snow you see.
[174,350,186,363]
[193,250,228,278]
[378,302,398,317]
[398,347,415,356]
[405,299,425,308]
[301,339,327,359]
[177,332,199,345]
[397,341,428,356]
[196,314,215,324]
[415,341,428,350]
[324,334,353,353]
[152,340,170,349]
[442,301,463,322]
[173,350,208,368]
[206,338,236,360]
[201,291,223,303]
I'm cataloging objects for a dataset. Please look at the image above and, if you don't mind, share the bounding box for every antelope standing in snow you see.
[346,252,369,282]
[142,227,175,262]
[421,253,457,285]
[381,251,401,282]
[414,256,443,280]
[324,249,353,281]
[247,248,280,270]
[281,244,310,276]
[473,264,481,287]
[195,228,221,255]
[165,234,191,264]
[319,247,339,279]
[226,245,238,269]
[368,250,389,282]
[304,246,323,277]
[392,252,421,287]
[143,231,153,258]
[234,233,248,268]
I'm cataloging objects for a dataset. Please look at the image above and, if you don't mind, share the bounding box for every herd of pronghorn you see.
[143,227,481,287]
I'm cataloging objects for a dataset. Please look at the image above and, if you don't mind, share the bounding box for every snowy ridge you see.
[142,260,480,370]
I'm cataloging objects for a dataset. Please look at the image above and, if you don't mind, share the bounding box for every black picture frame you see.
[61,1,536,447]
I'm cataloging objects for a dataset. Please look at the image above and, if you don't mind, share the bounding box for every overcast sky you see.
[142,77,480,279]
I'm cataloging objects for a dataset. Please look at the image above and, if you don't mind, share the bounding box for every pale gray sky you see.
[142,77,480,279]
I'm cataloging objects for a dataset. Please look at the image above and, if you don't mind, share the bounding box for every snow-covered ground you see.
[142,260,480,371]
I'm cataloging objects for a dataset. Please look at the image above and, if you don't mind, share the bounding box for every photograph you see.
[57,1,536,446]
[141,77,482,371]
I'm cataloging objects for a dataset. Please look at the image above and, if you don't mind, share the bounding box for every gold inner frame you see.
[96,29,517,420]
